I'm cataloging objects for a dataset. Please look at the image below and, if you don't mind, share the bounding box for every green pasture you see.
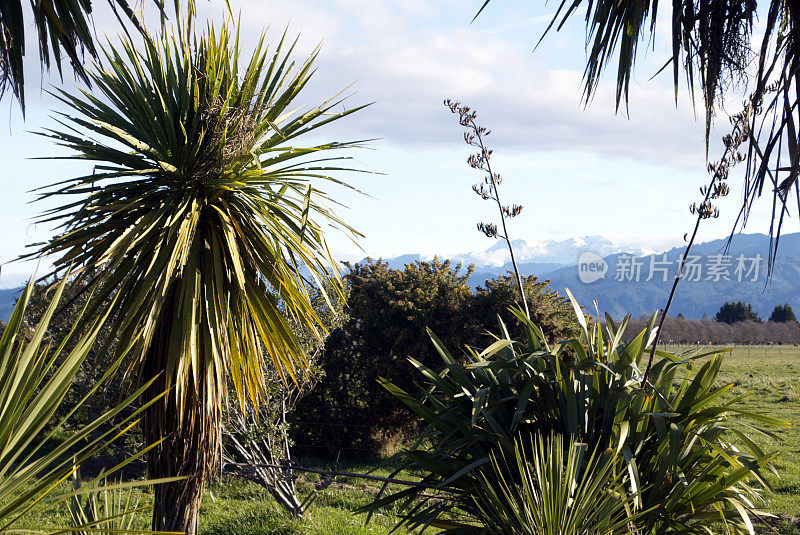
[15,344,800,534]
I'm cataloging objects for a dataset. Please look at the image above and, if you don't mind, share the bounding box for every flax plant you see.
[475,433,639,535]
[68,471,152,535]
[444,99,530,318]
[0,277,176,533]
[366,299,785,533]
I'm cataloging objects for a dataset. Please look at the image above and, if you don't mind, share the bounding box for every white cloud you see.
[8,0,720,167]
[482,13,557,35]
[219,0,716,167]
[0,0,770,271]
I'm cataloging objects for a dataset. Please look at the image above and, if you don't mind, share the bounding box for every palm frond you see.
[726,2,800,271]
[476,0,757,138]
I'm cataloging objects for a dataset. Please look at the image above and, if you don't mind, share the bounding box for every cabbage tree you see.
[30,20,366,534]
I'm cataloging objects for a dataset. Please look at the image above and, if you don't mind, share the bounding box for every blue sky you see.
[0,0,782,287]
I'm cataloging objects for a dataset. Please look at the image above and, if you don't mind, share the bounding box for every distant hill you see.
[0,287,21,323]
[358,235,654,287]
[541,233,800,319]
[363,232,800,320]
[448,235,654,269]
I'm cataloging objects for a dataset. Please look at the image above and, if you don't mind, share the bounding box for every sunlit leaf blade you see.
[0,278,178,532]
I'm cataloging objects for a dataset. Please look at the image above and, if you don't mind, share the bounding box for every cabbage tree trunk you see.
[141,303,223,535]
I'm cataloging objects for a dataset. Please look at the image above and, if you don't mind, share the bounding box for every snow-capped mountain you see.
[354,236,670,290]
[365,236,661,271]
[5,233,800,321]
[350,232,800,319]
[450,236,657,268]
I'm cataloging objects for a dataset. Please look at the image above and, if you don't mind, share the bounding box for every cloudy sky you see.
[0,0,783,287]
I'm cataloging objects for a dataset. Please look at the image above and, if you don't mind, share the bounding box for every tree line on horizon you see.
[622,301,800,345]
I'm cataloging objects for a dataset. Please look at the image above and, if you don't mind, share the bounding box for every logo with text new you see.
[578,251,607,284]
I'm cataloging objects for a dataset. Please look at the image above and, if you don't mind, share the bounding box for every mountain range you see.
[372,235,654,271]
[0,288,18,323]
[2,233,800,322]
[545,234,800,319]
[366,233,800,320]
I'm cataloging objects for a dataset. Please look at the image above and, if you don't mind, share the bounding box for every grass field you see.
[16,460,413,535]
[664,345,800,523]
[15,344,800,534]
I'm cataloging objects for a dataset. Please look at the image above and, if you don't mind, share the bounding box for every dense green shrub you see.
[469,274,580,343]
[292,258,475,456]
[365,296,786,533]
[292,259,578,457]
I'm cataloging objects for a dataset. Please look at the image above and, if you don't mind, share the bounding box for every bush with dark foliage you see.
[292,258,474,456]
[769,303,798,323]
[292,258,579,457]
[715,300,761,324]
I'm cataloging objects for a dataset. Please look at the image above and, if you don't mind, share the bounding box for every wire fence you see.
[224,461,450,491]
[657,342,800,360]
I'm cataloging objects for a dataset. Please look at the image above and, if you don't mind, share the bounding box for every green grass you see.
[665,344,800,529]
[12,345,800,534]
[200,462,411,535]
[12,460,411,535]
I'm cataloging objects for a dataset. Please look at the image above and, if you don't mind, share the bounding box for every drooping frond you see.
[0,0,194,112]
[727,2,800,271]
[477,0,757,141]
